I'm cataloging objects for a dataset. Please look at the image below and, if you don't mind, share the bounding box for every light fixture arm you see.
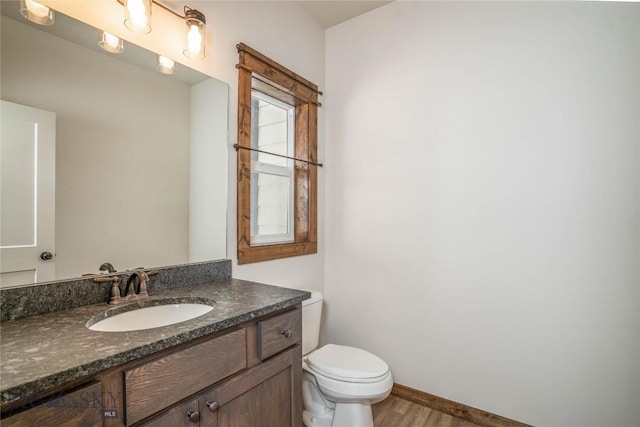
[183,6,206,26]
[115,0,205,21]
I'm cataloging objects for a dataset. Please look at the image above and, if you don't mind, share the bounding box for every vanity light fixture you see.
[19,0,54,26]
[99,31,124,54]
[183,7,206,60]
[157,55,175,74]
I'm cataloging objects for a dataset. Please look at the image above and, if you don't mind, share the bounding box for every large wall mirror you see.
[0,1,228,288]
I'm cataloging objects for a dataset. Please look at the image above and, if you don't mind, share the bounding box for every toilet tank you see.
[301,291,323,355]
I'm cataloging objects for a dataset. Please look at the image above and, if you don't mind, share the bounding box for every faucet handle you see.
[137,271,150,298]
[93,276,123,304]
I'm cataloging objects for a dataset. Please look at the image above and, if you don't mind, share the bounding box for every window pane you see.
[250,171,291,240]
[251,95,291,167]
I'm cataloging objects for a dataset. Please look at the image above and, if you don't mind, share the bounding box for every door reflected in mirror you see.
[0,2,228,287]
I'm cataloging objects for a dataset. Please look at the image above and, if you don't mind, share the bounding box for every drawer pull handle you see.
[207,400,219,412]
[187,410,200,423]
[280,329,292,338]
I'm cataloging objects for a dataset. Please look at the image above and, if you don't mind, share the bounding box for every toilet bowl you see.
[302,292,392,427]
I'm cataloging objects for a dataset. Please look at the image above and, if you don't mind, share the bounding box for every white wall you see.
[324,2,639,426]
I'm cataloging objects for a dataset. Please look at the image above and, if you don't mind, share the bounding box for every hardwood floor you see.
[373,395,483,427]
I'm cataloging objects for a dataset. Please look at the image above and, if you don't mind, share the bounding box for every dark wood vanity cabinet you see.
[2,306,302,427]
[144,346,300,427]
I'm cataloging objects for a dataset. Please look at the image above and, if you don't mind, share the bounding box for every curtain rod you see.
[233,144,323,167]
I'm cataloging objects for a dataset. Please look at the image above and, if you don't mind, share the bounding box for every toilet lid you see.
[304,344,389,383]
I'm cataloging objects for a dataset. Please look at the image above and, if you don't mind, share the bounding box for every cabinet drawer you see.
[257,308,301,361]
[125,328,246,425]
[2,382,103,427]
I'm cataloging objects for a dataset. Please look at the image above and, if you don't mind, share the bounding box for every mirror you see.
[0,2,228,287]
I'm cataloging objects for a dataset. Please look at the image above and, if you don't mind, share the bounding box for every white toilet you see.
[302,291,393,427]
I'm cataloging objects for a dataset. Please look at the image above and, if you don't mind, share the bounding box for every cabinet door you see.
[140,398,200,427]
[200,347,302,427]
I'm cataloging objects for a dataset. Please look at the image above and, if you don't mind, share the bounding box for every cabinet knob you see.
[187,410,200,423]
[206,400,219,412]
[280,329,292,338]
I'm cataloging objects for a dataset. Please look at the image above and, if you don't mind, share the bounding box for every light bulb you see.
[99,31,124,54]
[26,0,49,17]
[186,25,202,56]
[157,55,175,74]
[104,33,119,49]
[124,0,151,34]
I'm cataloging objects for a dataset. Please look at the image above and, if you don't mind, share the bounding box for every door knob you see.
[40,251,53,261]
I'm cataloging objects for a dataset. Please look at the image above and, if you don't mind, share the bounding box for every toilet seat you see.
[304,344,390,383]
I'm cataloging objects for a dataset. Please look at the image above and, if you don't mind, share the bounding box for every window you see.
[250,91,295,245]
[236,43,320,264]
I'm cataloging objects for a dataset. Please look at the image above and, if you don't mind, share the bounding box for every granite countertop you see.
[0,279,310,407]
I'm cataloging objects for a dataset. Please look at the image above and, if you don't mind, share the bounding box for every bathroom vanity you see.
[0,274,308,426]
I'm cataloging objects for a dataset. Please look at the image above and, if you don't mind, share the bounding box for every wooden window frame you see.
[236,43,319,264]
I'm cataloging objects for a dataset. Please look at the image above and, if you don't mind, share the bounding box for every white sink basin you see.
[88,303,214,332]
